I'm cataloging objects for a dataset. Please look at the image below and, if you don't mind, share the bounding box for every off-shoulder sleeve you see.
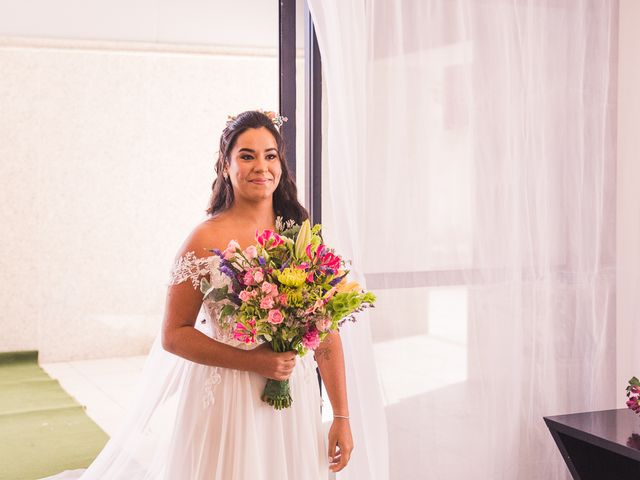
[167,251,215,289]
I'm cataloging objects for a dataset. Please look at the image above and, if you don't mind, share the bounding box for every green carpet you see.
[0,351,108,480]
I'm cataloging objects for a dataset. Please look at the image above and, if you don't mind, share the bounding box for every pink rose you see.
[260,296,275,309]
[244,245,258,260]
[267,309,284,325]
[239,290,252,302]
[277,293,288,305]
[243,271,255,286]
[302,328,321,350]
[253,270,264,283]
[315,316,332,332]
[263,283,279,297]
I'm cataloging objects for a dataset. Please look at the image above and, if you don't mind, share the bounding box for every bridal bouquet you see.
[200,218,376,410]
[626,377,640,414]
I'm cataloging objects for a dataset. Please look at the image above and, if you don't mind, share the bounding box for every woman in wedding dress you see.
[43,110,353,480]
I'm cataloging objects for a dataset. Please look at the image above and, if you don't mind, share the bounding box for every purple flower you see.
[219,265,236,279]
[258,256,266,267]
[329,273,348,286]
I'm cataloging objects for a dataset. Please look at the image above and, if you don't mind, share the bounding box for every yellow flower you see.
[276,267,307,287]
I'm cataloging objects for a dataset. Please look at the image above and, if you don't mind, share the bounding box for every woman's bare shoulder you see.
[176,217,229,259]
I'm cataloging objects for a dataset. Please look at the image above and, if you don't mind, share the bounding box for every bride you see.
[43,110,353,479]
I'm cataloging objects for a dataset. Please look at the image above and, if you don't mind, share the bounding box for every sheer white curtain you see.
[309,0,617,479]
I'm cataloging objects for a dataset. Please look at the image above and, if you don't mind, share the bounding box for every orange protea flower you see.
[336,279,361,293]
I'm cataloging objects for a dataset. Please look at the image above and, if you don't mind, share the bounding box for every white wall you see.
[0,2,309,362]
[0,36,304,362]
[617,0,640,400]
[0,1,275,47]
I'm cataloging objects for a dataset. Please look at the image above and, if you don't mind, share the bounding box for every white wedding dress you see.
[43,252,328,480]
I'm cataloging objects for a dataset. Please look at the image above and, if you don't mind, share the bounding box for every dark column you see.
[279,0,297,176]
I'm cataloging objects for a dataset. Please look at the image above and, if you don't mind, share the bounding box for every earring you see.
[223,171,229,180]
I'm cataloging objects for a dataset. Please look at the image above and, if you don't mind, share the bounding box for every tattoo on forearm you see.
[314,346,332,362]
[314,336,333,362]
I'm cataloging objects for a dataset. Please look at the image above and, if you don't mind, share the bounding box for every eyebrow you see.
[238,148,278,153]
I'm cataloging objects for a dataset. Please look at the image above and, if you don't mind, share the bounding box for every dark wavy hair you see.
[206,110,309,225]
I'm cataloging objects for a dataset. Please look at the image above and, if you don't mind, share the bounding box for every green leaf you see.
[207,285,230,302]
[220,304,237,320]
[363,292,377,303]
[629,377,640,386]
[200,278,212,295]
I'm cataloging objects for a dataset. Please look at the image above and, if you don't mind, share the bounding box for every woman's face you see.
[226,127,282,202]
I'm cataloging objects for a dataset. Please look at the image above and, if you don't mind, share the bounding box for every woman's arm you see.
[161,225,296,381]
[315,331,354,472]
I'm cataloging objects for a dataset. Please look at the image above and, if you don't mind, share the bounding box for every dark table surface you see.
[544,408,640,461]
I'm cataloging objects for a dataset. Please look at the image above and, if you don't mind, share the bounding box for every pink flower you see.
[243,271,255,286]
[232,319,257,344]
[261,282,277,295]
[253,270,264,283]
[315,316,332,332]
[305,298,325,315]
[239,290,252,302]
[260,296,275,309]
[223,240,241,260]
[305,244,341,271]
[256,229,284,250]
[277,293,288,305]
[244,245,258,260]
[302,328,321,350]
[321,251,341,271]
[306,272,314,283]
[268,309,284,325]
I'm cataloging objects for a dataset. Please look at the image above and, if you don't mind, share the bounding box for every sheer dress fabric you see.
[42,252,328,480]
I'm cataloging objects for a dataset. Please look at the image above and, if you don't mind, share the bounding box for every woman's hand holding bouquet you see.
[200,218,376,409]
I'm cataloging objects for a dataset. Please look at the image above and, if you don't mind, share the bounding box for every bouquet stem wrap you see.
[261,338,293,410]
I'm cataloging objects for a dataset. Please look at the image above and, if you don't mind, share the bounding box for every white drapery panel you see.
[307,1,390,479]
[309,0,617,479]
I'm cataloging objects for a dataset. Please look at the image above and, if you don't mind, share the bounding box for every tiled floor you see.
[41,356,147,436]
[41,332,465,436]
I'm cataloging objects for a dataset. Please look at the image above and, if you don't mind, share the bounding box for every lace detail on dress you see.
[168,251,216,289]
[203,367,222,408]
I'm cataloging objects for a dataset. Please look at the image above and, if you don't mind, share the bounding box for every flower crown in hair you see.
[226,109,288,128]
